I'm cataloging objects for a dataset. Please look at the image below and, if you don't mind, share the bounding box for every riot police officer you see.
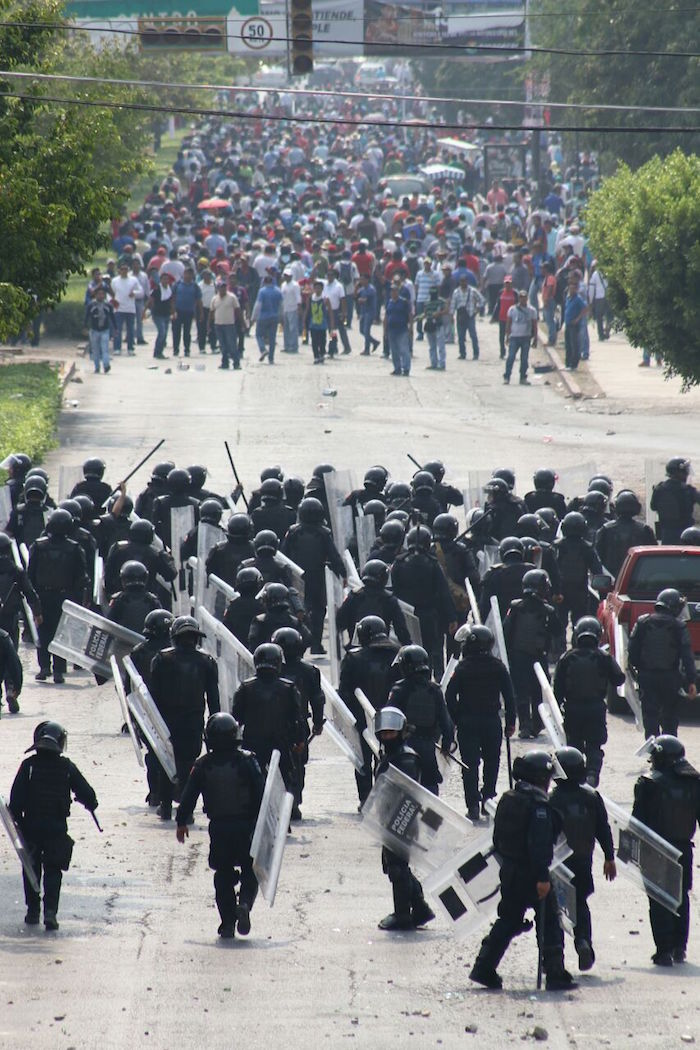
[483,477,526,541]
[176,713,264,939]
[0,531,41,649]
[650,458,699,544]
[523,468,567,518]
[432,514,479,619]
[553,616,625,785]
[373,705,435,931]
[0,625,23,714]
[134,460,176,522]
[150,615,220,820]
[343,466,389,514]
[95,489,134,557]
[516,514,562,596]
[126,608,174,808]
[339,615,400,805]
[580,490,610,544]
[241,530,303,615]
[337,559,411,645]
[595,490,656,579]
[550,747,616,971]
[9,721,98,930]
[423,460,464,514]
[391,526,457,678]
[367,519,406,566]
[248,583,311,651]
[222,566,264,644]
[206,514,255,589]
[180,498,225,564]
[479,536,531,622]
[60,498,99,600]
[248,465,285,515]
[251,478,296,541]
[388,645,453,795]
[28,509,87,684]
[152,468,200,549]
[470,750,576,991]
[70,457,113,511]
[4,452,32,508]
[628,589,697,737]
[6,474,50,547]
[104,518,177,600]
[503,569,558,738]
[632,735,700,965]
[107,560,161,635]
[186,464,227,505]
[410,471,442,526]
[445,625,516,820]
[554,512,603,638]
[272,626,324,819]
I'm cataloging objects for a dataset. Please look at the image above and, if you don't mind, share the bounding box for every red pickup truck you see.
[596,545,700,714]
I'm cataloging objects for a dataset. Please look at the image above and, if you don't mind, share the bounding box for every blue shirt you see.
[385,295,411,333]
[356,283,377,317]
[257,283,283,321]
[564,292,586,325]
[174,280,201,314]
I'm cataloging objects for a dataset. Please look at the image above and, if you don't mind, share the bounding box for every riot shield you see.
[478,544,500,580]
[440,655,458,693]
[319,673,365,772]
[0,794,39,894]
[552,863,577,937]
[488,597,509,670]
[323,469,356,551]
[171,505,195,615]
[343,549,363,592]
[535,662,566,748]
[49,600,143,678]
[354,688,381,757]
[355,512,376,571]
[122,655,178,783]
[613,616,643,730]
[603,795,683,914]
[250,749,294,906]
[644,458,667,529]
[0,485,11,531]
[556,461,598,504]
[466,578,481,625]
[58,465,83,502]
[396,599,422,645]
[463,470,492,512]
[195,523,222,615]
[325,566,344,686]
[198,606,254,715]
[276,550,306,604]
[360,763,479,876]
[207,572,237,622]
[10,539,38,646]
[110,654,144,769]
[93,551,105,609]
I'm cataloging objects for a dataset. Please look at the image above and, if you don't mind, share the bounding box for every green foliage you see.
[0,284,32,341]
[585,151,700,386]
[42,299,86,340]
[414,58,524,124]
[0,362,62,468]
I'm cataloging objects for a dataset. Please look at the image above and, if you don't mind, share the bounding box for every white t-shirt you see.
[281,280,302,313]
[210,291,240,326]
[110,275,141,314]
[198,280,217,309]
[323,278,345,311]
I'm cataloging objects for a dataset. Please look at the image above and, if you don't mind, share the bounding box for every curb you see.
[59,359,76,392]
[541,343,583,400]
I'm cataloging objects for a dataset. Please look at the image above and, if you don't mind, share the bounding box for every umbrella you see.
[197,197,230,210]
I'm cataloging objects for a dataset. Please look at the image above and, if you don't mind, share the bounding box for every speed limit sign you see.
[240,16,274,50]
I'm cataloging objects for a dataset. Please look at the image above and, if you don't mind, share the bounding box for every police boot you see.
[575,938,595,971]
[412,897,436,928]
[24,908,40,926]
[7,694,19,714]
[44,912,59,932]
[157,804,172,821]
[218,922,235,939]
[545,962,577,991]
[468,805,481,822]
[673,946,687,964]
[236,903,252,936]
[652,950,674,967]
[379,884,414,930]
[468,960,503,990]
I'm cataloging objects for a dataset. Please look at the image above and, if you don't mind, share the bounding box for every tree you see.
[584,151,700,386]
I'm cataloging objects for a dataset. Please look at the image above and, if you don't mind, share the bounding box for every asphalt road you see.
[1,319,699,1050]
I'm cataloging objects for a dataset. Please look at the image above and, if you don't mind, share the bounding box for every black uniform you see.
[524,489,568,518]
[366,539,402,566]
[479,561,530,623]
[6,501,49,547]
[446,652,516,813]
[434,538,480,617]
[486,495,527,540]
[150,644,220,813]
[107,587,161,635]
[472,782,566,983]
[410,491,442,527]
[70,477,112,511]
[232,672,305,791]
[135,477,170,522]
[434,481,464,515]
[248,608,311,651]
[180,521,225,564]
[223,593,264,645]
[251,501,296,542]
[9,750,98,924]
[0,628,23,710]
[240,553,303,615]
[280,656,324,809]
[336,585,410,646]
[339,637,400,803]
[94,511,132,558]
[391,550,456,677]
[550,779,614,954]
[126,635,170,805]
[176,745,264,932]
[595,517,656,579]
[28,535,88,678]
[504,594,558,737]
[554,646,625,783]
[650,478,698,544]
[554,536,602,635]
[104,539,177,601]
[282,522,345,649]
[152,493,199,550]
[628,611,697,737]
[388,673,454,794]
[0,551,41,647]
[633,762,700,959]
[206,537,255,618]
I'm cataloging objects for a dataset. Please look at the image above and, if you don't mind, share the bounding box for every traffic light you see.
[290,0,313,76]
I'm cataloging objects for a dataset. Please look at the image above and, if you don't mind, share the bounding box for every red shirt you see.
[352,250,376,277]
[498,287,516,322]
[384,260,409,284]
[463,252,480,277]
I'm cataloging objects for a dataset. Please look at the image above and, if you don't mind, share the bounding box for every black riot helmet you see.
[411,470,436,494]
[356,615,389,646]
[361,559,389,588]
[0,533,12,556]
[588,476,613,497]
[460,624,495,654]
[312,463,334,479]
[143,609,174,639]
[152,461,176,481]
[650,734,686,770]
[298,497,325,525]
[681,527,700,546]
[25,467,49,484]
[83,457,106,479]
[379,520,406,548]
[271,626,304,661]
[262,582,290,609]
[492,467,515,491]
[583,490,607,512]
[362,499,387,527]
[368,464,389,488]
[536,507,559,535]
[613,490,642,518]
[260,478,284,503]
[386,509,410,527]
[254,642,283,673]
[205,712,240,752]
[129,518,155,545]
[393,644,430,677]
[516,514,542,539]
[261,465,283,483]
[120,559,149,588]
[483,477,509,501]
[666,457,691,481]
[283,476,305,508]
[423,460,445,483]
[573,616,602,647]
[199,499,223,525]
[512,749,554,787]
[521,537,542,565]
[167,468,191,494]
[432,514,459,541]
[561,511,587,538]
[34,720,67,754]
[533,468,556,491]
[58,498,82,523]
[253,529,279,555]
[7,453,32,478]
[171,615,205,642]
[406,525,432,551]
[375,706,406,735]
[45,508,73,537]
[107,493,134,517]
[364,466,387,492]
[655,588,685,616]
[187,465,207,490]
[522,568,552,599]
[227,513,253,539]
[235,566,263,596]
[499,536,524,562]
[24,475,47,501]
[554,746,586,784]
[387,481,411,506]
[73,494,95,523]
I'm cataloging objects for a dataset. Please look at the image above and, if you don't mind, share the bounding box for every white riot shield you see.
[110,655,144,768]
[397,598,422,645]
[276,550,306,604]
[354,688,380,756]
[208,572,237,616]
[10,539,38,646]
[18,542,30,568]
[320,673,364,771]
[488,597,509,669]
[534,662,566,748]
[355,513,376,570]
[614,617,643,729]
[361,763,479,876]
[123,655,178,783]
[58,465,83,502]
[463,470,492,512]
[198,606,254,714]
[440,654,458,693]
[466,578,481,625]
[170,505,195,615]
[644,458,667,529]
[194,523,222,615]
[343,549,363,592]
[552,864,577,937]
[0,485,12,530]
[0,794,40,894]
[603,795,683,913]
[556,461,598,503]
[49,600,143,678]
[93,551,105,609]
[325,566,344,686]
[323,469,356,550]
[478,544,500,580]
[250,749,294,906]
